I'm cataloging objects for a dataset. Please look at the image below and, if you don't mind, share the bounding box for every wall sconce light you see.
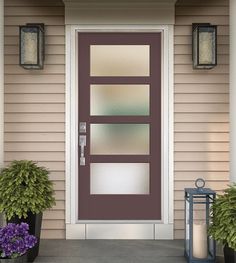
[192,23,217,69]
[19,24,45,69]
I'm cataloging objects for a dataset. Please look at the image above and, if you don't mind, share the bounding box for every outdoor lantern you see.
[19,24,45,69]
[184,178,216,263]
[192,23,217,69]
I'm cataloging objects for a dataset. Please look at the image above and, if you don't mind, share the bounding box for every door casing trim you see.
[65,25,174,239]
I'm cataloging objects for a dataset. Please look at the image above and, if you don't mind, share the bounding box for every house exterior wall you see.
[3,0,229,239]
[174,0,229,238]
[4,0,65,239]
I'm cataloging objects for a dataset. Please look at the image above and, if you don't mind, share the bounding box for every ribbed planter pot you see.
[7,212,42,263]
[224,244,236,263]
[0,254,27,263]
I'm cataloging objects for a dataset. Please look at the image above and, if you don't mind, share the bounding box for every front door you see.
[78,33,161,220]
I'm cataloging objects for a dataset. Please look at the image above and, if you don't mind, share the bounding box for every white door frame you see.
[65,25,174,239]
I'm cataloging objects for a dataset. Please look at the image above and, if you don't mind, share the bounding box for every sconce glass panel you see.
[19,24,44,69]
[192,24,217,69]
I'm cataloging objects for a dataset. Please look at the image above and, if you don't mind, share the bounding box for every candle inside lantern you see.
[193,222,208,258]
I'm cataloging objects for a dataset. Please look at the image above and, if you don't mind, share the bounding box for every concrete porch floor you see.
[35,240,224,263]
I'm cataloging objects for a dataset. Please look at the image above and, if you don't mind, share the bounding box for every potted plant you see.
[0,160,55,262]
[208,184,236,263]
[0,223,37,263]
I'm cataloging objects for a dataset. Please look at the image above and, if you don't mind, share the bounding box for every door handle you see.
[79,135,86,166]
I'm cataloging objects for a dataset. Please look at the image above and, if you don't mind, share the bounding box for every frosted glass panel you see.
[90,163,150,194]
[91,124,149,155]
[90,45,150,76]
[90,85,149,116]
[199,32,214,64]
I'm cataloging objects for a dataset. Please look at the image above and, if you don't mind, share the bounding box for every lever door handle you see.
[79,135,86,166]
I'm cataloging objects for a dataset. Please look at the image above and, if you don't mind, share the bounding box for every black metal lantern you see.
[184,178,216,263]
[19,24,45,69]
[192,23,217,69]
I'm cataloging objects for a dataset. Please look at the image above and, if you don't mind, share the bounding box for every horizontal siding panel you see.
[42,220,65,230]
[175,104,228,113]
[174,171,229,181]
[174,219,184,230]
[175,132,229,142]
[53,181,65,191]
[175,84,229,94]
[174,230,184,240]
[54,191,65,201]
[5,26,65,36]
[174,65,229,74]
[5,123,64,132]
[5,7,64,16]
[175,94,228,103]
[5,84,65,94]
[175,54,229,65]
[174,162,229,171]
[5,132,65,142]
[5,152,64,162]
[175,181,228,191]
[43,210,65,220]
[52,201,65,210]
[37,162,65,171]
[5,16,65,26]
[175,123,229,132]
[5,104,65,113]
[5,94,65,103]
[5,65,65,74]
[5,113,65,123]
[5,45,65,55]
[175,26,229,36]
[5,75,65,84]
[175,16,229,26]
[4,142,65,152]
[41,230,65,239]
[175,74,229,84]
[175,152,229,161]
[175,113,228,123]
[49,172,65,181]
[175,142,229,151]
[5,55,65,65]
[176,6,229,16]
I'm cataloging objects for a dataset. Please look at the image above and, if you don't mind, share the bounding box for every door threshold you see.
[66,223,173,240]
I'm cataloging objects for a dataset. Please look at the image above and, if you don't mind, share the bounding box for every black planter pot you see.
[0,254,27,263]
[224,244,236,263]
[7,212,42,263]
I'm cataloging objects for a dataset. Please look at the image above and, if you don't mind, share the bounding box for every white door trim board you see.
[65,25,174,239]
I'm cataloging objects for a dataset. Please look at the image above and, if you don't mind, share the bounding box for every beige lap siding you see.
[4,0,65,239]
[174,0,229,239]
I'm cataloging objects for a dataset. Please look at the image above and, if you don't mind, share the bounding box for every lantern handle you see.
[195,178,205,191]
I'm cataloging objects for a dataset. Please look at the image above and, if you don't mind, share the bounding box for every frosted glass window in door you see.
[91,124,149,155]
[90,163,150,194]
[90,45,150,76]
[90,84,150,116]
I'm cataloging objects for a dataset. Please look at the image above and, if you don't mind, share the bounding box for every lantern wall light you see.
[19,23,45,70]
[192,23,217,69]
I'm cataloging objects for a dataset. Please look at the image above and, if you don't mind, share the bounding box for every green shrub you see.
[208,184,236,250]
[0,160,56,220]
